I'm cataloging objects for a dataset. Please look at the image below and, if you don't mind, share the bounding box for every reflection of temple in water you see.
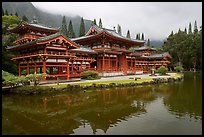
[2,87,158,134]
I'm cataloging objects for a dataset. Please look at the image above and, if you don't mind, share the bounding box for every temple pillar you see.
[108,55,111,72]
[67,59,70,80]
[18,62,21,76]
[43,58,46,80]
[102,55,105,71]
[44,47,47,54]
[27,62,30,75]
[34,61,37,74]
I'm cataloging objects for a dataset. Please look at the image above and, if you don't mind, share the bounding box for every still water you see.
[2,72,202,135]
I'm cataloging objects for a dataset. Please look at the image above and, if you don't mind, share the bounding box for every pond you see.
[2,72,202,135]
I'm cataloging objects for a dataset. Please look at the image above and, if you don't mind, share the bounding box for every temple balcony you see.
[15,34,42,44]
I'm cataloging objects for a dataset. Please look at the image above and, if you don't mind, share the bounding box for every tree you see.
[170,31,174,36]
[60,16,68,37]
[194,20,198,33]
[117,24,122,35]
[68,20,75,38]
[126,30,130,38]
[188,22,192,34]
[147,39,150,47]
[136,34,139,40]
[138,33,140,40]
[10,13,13,16]
[79,17,85,37]
[184,27,187,34]
[93,19,97,25]
[141,33,144,40]
[2,8,4,16]
[22,15,28,22]
[15,12,18,17]
[99,18,102,28]
[5,10,8,16]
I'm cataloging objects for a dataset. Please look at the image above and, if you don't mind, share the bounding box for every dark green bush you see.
[174,66,183,72]
[156,66,167,75]
[81,70,100,80]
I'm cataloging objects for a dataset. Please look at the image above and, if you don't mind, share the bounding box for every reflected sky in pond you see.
[2,72,202,135]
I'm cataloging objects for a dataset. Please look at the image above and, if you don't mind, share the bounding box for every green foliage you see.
[5,10,8,15]
[162,23,202,71]
[22,15,28,21]
[188,22,192,34]
[117,24,122,35]
[2,8,4,16]
[60,16,68,37]
[79,17,85,36]
[174,66,184,72]
[2,70,47,87]
[93,19,97,25]
[156,66,167,75]
[15,12,18,17]
[99,18,102,28]
[126,30,130,38]
[141,33,144,40]
[81,70,101,80]
[68,20,75,38]
[194,20,198,33]
[147,39,150,47]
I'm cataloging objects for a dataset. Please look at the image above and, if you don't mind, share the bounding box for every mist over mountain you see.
[2,2,92,37]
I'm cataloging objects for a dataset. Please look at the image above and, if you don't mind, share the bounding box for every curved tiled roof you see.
[72,24,145,44]
[134,45,156,51]
[70,45,97,54]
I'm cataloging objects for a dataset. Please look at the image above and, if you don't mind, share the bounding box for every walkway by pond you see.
[41,73,177,86]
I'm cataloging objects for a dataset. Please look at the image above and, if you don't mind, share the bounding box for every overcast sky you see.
[32,2,202,40]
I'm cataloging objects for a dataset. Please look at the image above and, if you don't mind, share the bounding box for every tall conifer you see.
[79,17,85,36]
[60,16,68,37]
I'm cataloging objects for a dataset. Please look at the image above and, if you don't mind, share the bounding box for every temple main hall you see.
[7,20,171,80]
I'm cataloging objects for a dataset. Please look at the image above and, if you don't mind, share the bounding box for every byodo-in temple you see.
[7,20,171,80]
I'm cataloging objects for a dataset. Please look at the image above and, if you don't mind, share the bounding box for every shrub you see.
[156,66,167,75]
[81,70,101,80]
[174,66,183,72]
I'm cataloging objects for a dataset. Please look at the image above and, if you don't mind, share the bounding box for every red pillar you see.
[109,55,111,72]
[27,62,30,75]
[44,47,47,54]
[80,61,83,71]
[102,55,105,72]
[43,58,46,80]
[34,62,37,74]
[18,63,21,76]
[67,59,70,80]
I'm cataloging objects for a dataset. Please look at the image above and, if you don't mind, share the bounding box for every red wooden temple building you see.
[7,20,171,80]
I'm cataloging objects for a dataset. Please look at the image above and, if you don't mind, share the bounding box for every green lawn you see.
[42,73,183,89]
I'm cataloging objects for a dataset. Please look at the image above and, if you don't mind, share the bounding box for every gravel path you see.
[42,73,177,86]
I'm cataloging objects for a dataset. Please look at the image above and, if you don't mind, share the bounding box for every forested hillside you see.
[2,2,92,37]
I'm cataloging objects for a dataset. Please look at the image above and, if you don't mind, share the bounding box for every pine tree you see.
[138,33,140,40]
[184,27,187,34]
[136,34,139,40]
[147,39,150,47]
[10,13,13,16]
[68,20,75,38]
[126,30,130,38]
[99,18,102,28]
[170,31,174,36]
[141,33,144,40]
[5,10,8,16]
[22,15,28,21]
[60,16,68,37]
[188,22,192,34]
[2,8,4,16]
[194,20,198,33]
[79,17,85,37]
[117,24,121,35]
[93,19,97,25]
[15,12,18,17]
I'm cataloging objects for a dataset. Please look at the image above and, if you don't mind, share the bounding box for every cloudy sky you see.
[32,2,202,40]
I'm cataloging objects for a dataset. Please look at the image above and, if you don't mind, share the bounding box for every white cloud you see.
[32,2,202,40]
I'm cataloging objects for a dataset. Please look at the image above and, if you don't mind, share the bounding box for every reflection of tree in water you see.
[163,72,202,121]
[2,86,158,135]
